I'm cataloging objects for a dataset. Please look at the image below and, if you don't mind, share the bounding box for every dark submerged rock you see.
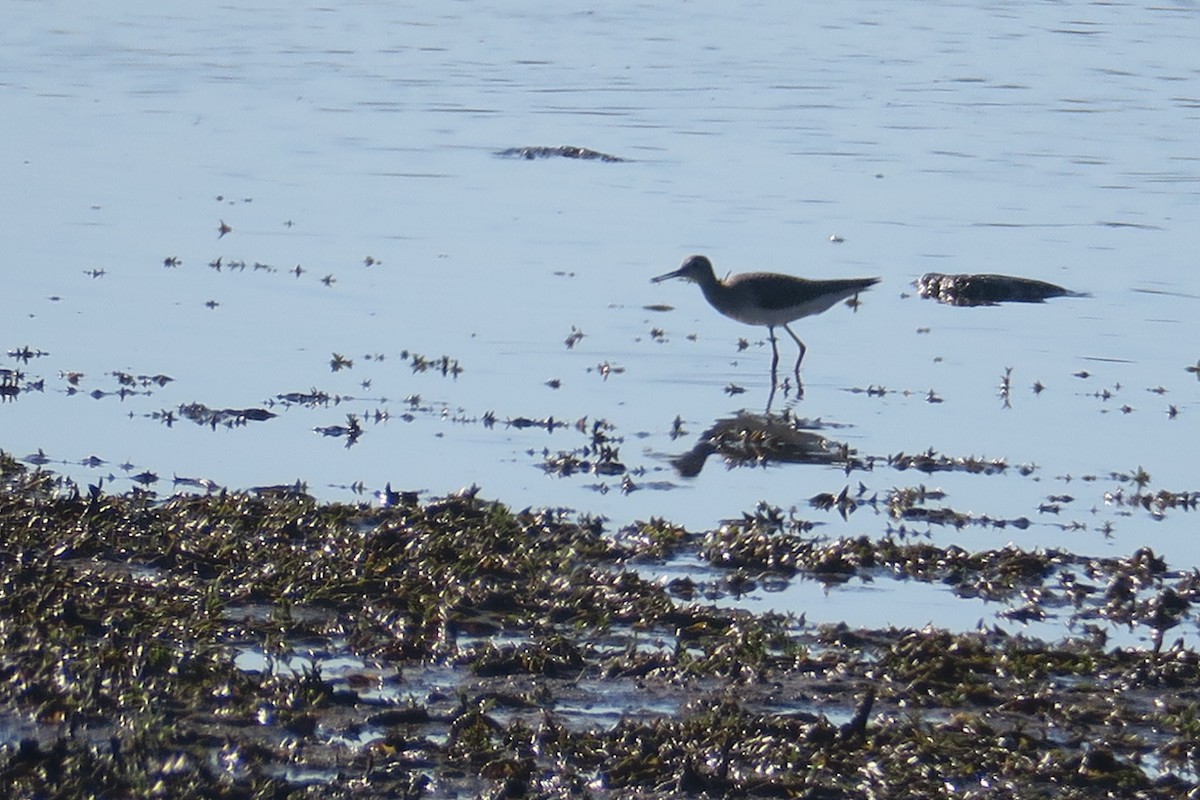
[494,145,629,162]
[918,272,1082,306]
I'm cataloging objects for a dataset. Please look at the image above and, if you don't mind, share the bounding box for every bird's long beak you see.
[651,268,685,283]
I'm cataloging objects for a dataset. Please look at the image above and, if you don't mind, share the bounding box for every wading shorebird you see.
[652,254,879,396]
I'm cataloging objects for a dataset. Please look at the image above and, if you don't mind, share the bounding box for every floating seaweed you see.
[177,402,277,428]
[401,350,463,377]
[539,417,624,477]
[111,371,174,388]
[275,388,336,407]
[882,448,1019,475]
[508,415,566,432]
[7,346,50,363]
[314,413,364,447]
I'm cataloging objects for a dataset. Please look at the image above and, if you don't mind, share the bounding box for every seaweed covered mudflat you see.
[2,451,1199,799]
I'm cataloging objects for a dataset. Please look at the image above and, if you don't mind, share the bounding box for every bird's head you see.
[652,254,713,284]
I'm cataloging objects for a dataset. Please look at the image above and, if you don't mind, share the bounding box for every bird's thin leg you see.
[781,324,807,396]
[767,325,781,388]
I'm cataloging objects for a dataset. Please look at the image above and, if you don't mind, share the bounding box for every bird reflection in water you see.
[671,411,859,478]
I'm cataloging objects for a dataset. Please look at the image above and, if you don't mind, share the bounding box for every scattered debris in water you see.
[590,360,625,380]
[539,417,624,477]
[507,415,565,432]
[999,366,1013,407]
[131,469,159,485]
[22,447,52,466]
[174,402,278,429]
[172,473,221,492]
[564,326,586,349]
[6,346,49,363]
[403,350,462,377]
[249,477,309,497]
[314,413,364,447]
[275,388,336,407]
[883,448,1020,476]
[113,371,174,388]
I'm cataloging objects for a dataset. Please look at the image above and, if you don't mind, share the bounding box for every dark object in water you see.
[495,145,628,163]
[917,272,1079,306]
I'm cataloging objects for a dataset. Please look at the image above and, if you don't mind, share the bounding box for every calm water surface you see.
[3,1,1200,641]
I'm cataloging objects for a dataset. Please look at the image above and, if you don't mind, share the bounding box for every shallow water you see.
[4,1,1200,640]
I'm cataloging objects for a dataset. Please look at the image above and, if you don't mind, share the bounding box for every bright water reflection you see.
[3,0,1200,637]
